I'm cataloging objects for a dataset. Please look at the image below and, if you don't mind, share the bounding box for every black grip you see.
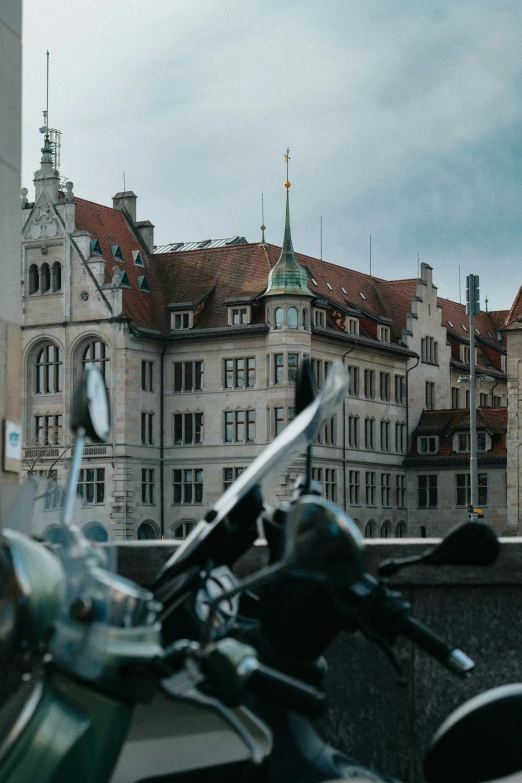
[247,662,326,718]
[399,615,474,677]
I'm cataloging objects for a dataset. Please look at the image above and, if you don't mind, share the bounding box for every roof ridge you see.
[153,241,265,257]
[75,196,120,213]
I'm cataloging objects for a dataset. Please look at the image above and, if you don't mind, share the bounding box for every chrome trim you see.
[0,678,44,765]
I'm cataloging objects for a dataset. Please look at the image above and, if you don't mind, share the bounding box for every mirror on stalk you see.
[286,496,364,589]
[379,522,499,578]
[424,683,522,783]
[71,363,110,442]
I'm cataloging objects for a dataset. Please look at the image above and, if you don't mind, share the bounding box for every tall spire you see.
[262,150,313,298]
[34,50,59,201]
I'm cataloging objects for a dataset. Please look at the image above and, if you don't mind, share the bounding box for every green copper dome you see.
[263,190,313,298]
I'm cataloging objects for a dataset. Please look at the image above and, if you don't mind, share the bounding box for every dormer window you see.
[172,312,192,330]
[228,306,251,326]
[347,317,359,335]
[90,238,102,256]
[454,432,489,452]
[120,271,130,287]
[111,244,124,261]
[418,436,438,453]
[132,250,144,266]
[377,325,390,343]
[462,324,467,332]
[341,286,347,295]
[314,309,326,328]
[359,292,366,300]
[326,283,332,290]
[137,275,150,292]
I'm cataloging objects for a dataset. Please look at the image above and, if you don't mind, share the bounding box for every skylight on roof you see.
[132,250,144,266]
[341,286,347,295]
[90,238,102,256]
[311,279,318,286]
[475,328,480,335]
[462,324,467,331]
[111,244,124,261]
[198,240,211,249]
[137,275,150,292]
[448,320,454,327]
[487,331,493,338]
[359,292,366,300]
[326,283,332,290]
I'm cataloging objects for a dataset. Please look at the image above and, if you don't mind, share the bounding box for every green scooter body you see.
[0,671,133,783]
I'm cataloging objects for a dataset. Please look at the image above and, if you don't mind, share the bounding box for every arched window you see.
[365,520,376,538]
[52,262,62,292]
[288,307,298,329]
[381,520,392,538]
[302,309,309,329]
[40,263,50,292]
[274,307,284,330]
[352,519,361,530]
[137,520,159,540]
[82,522,108,542]
[82,340,110,385]
[29,264,39,294]
[35,343,62,393]
[420,526,427,538]
[396,521,407,538]
[171,521,196,539]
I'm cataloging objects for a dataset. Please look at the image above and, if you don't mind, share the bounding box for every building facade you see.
[21,144,511,541]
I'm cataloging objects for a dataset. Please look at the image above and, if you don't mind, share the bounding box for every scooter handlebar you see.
[239,658,326,719]
[398,614,475,678]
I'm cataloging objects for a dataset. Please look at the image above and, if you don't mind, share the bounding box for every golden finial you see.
[284,148,291,190]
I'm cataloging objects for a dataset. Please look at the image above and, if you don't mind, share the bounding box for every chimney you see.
[135,220,155,252]
[112,191,137,222]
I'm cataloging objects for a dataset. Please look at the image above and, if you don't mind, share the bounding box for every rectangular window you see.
[141,468,154,505]
[174,312,191,330]
[396,475,406,508]
[365,471,376,505]
[364,369,375,399]
[381,473,391,506]
[311,468,337,502]
[365,418,375,450]
[419,436,437,453]
[316,416,336,446]
[141,412,154,445]
[466,389,470,408]
[311,358,323,389]
[462,345,471,364]
[501,355,507,372]
[378,325,390,342]
[425,381,435,410]
[456,474,488,507]
[174,361,204,392]
[421,337,438,364]
[380,420,390,451]
[288,354,298,385]
[173,413,203,445]
[348,366,360,397]
[478,432,487,451]
[232,307,248,325]
[141,360,154,392]
[395,422,406,453]
[348,415,359,448]
[224,410,255,443]
[452,387,460,409]
[380,372,391,401]
[173,468,203,504]
[347,317,359,335]
[224,357,255,389]
[479,393,489,407]
[77,468,105,504]
[274,407,285,436]
[274,354,284,384]
[223,466,245,492]
[314,310,326,327]
[35,414,62,445]
[458,433,470,452]
[349,470,360,505]
[493,395,502,407]
[395,375,405,404]
[418,475,437,508]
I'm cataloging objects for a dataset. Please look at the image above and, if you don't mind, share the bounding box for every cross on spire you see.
[284,148,291,190]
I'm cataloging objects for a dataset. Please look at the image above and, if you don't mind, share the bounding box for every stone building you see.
[21,141,510,541]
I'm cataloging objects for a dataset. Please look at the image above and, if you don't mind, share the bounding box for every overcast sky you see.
[22,0,522,311]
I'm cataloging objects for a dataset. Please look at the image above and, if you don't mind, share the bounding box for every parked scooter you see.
[0,360,514,783]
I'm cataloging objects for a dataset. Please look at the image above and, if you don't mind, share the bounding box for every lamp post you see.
[466,275,480,519]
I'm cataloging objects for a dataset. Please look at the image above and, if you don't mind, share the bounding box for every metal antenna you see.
[459,265,461,304]
[320,216,323,260]
[46,50,49,132]
[369,234,372,276]
[260,193,266,243]
[123,172,126,192]
[417,251,420,278]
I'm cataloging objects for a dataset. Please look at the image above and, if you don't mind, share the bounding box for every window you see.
[314,310,326,327]
[493,395,502,407]
[40,263,50,292]
[111,244,124,261]
[141,412,154,445]
[425,381,435,410]
[90,238,102,255]
[35,344,62,394]
[288,307,298,329]
[479,393,489,407]
[173,469,203,504]
[274,353,284,384]
[288,354,298,385]
[418,475,437,508]
[52,262,62,291]
[311,358,323,389]
[274,308,284,329]
[137,275,150,292]
[365,520,376,538]
[452,387,460,409]
[174,413,203,445]
[302,309,309,329]
[223,467,245,492]
[381,474,391,506]
[172,311,192,330]
[274,407,285,436]
[77,468,105,504]
[396,521,407,538]
[224,357,255,389]
[380,420,390,451]
[141,469,154,505]
[348,415,359,448]
[172,521,197,539]
[232,307,249,325]
[348,366,360,396]
[349,470,360,504]
[396,475,406,508]
[420,526,427,538]
[461,345,471,364]
[381,520,392,538]
[501,355,507,372]
[378,325,390,342]
[141,360,154,392]
[421,337,439,364]
[395,375,405,404]
[478,432,487,450]
[347,317,359,335]
[82,340,110,385]
[365,472,376,505]
[395,422,406,453]
[364,369,375,399]
[311,468,337,502]
[365,418,375,450]
[456,474,488,507]
[35,414,62,445]
[316,416,336,445]
[224,410,255,443]
[380,372,391,401]
[419,436,438,453]
[29,264,39,293]
[132,250,144,266]
[137,521,159,540]
[466,389,470,408]
[174,361,203,392]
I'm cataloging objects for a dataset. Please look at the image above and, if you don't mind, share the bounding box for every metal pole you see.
[467,274,479,517]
